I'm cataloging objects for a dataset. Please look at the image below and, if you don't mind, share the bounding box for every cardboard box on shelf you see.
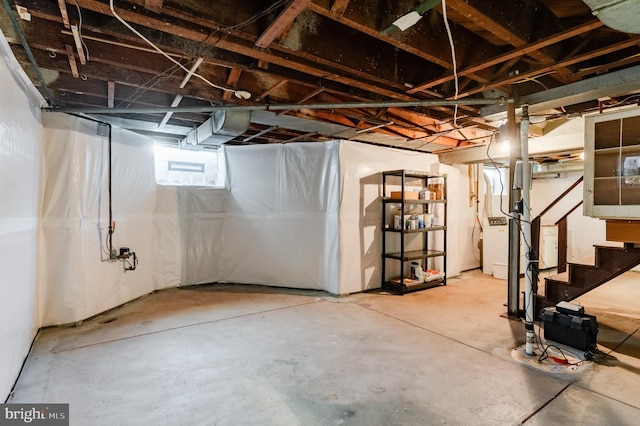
[390,191,419,200]
[427,184,444,200]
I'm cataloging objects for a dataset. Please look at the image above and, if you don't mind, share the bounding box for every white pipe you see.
[520,104,535,355]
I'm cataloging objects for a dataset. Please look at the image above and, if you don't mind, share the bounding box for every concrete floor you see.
[9,270,640,425]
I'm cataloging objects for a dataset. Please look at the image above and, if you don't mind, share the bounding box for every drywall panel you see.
[338,142,461,294]
[39,114,176,325]
[0,31,43,399]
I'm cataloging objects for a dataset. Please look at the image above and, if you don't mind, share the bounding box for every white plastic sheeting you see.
[338,142,462,294]
[0,30,44,399]
[183,143,341,293]
[38,114,179,325]
[181,141,466,295]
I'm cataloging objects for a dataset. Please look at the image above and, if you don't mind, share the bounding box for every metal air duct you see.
[582,0,640,34]
[180,110,251,149]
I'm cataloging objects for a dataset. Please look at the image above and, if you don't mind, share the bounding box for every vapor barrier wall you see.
[183,143,341,293]
[2,103,469,397]
[38,114,181,326]
[0,32,44,399]
[184,141,461,295]
[337,142,462,294]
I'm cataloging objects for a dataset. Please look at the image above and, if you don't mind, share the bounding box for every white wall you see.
[182,143,341,293]
[0,33,43,400]
[452,164,482,271]
[38,114,179,326]
[530,171,605,263]
[338,142,462,294]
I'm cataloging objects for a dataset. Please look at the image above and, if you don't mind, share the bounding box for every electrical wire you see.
[485,131,541,313]
[73,0,90,61]
[116,63,183,108]
[441,0,459,127]
[534,318,588,366]
[108,0,247,98]
[217,0,288,32]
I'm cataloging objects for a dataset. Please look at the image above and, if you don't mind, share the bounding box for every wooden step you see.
[542,243,640,306]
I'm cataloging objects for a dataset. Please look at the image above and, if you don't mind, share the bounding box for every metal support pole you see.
[507,102,521,317]
[520,105,535,355]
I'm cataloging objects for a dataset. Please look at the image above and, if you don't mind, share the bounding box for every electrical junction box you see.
[541,304,598,351]
[487,216,507,226]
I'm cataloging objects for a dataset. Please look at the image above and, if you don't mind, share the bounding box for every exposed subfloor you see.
[9,270,640,425]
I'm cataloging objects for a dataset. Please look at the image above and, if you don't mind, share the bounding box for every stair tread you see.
[546,271,568,283]
[594,242,625,248]
[594,244,640,250]
[568,256,594,267]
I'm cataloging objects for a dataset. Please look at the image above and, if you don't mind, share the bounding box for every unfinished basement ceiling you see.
[2,0,640,152]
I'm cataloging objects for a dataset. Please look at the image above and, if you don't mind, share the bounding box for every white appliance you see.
[482,220,509,277]
[539,224,558,269]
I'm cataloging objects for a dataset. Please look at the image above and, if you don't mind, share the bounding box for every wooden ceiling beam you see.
[12,47,226,104]
[255,79,289,102]
[330,0,350,17]
[445,0,573,81]
[283,131,318,143]
[121,0,439,96]
[407,20,603,94]
[458,35,640,99]
[70,24,86,64]
[255,0,312,48]
[309,0,496,85]
[222,67,242,101]
[56,0,70,29]
[107,81,115,108]
[63,0,417,101]
[144,0,163,13]
[18,13,411,115]
[570,54,640,82]
[64,44,79,78]
[276,87,325,115]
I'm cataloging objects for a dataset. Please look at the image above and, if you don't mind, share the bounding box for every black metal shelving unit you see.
[381,169,447,295]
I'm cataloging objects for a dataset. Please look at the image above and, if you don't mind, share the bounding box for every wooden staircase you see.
[535,243,640,311]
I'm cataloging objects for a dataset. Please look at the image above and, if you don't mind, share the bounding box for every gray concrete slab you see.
[523,385,639,425]
[9,270,640,425]
[576,328,640,409]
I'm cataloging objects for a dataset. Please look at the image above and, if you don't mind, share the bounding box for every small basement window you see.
[154,144,226,187]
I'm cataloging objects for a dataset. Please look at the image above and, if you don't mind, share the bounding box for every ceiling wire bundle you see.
[116,62,183,108]
[108,0,251,99]
[217,0,288,32]
[441,0,459,127]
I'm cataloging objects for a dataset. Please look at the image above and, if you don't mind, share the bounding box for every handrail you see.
[531,175,584,275]
[554,200,583,273]
[554,201,583,226]
[536,176,583,220]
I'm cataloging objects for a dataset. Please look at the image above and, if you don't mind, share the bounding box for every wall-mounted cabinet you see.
[381,170,447,295]
[585,108,640,219]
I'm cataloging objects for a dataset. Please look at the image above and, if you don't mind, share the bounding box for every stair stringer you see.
[543,245,640,304]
